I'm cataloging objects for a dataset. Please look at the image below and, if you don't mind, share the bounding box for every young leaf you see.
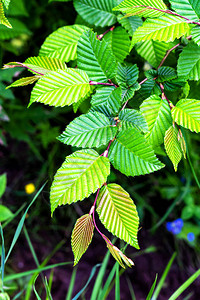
[131,14,190,47]
[39,25,88,63]
[171,99,200,133]
[164,125,182,171]
[177,43,200,81]
[118,108,148,133]
[24,56,67,75]
[71,214,94,265]
[0,0,11,28]
[103,235,134,268]
[108,128,164,177]
[135,40,173,69]
[7,76,40,88]
[0,205,13,222]
[140,94,172,147]
[113,0,167,18]
[170,0,200,22]
[97,183,139,248]
[29,68,91,107]
[58,111,118,148]
[91,86,121,115]
[50,149,110,214]
[74,0,118,27]
[77,30,117,82]
[117,14,142,36]
[103,27,130,63]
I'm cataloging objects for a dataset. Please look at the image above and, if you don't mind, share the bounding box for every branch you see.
[157,35,192,69]
[89,80,118,87]
[97,26,115,40]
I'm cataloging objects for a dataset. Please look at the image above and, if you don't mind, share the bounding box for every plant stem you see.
[157,35,192,69]
[97,26,115,40]
[134,5,200,26]
[160,83,173,109]
[89,80,117,87]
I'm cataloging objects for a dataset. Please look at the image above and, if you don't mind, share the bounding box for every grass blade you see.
[4,262,72,282]
[151,253,176,300]
[146,274,158,300]
[98,263,117,300]
[168,269,200,300]
[72,264,101,300]
[5,182,46,263]
[44,277,53,300]
[65,267,77,300]
[115,263,120,300]
[0,224,5,291]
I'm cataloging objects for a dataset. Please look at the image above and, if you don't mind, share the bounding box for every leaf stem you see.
[97,26,115,40]
[157,35,192,69]
[89,80,118,87]
[160,83,174,109]
[134,5,200,26]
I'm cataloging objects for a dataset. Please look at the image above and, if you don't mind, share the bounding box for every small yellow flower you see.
[25,183,35,194]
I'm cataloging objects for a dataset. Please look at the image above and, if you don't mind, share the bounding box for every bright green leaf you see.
[50,149,110,213]
[170,0,200,22]
[119,108,148,132]
[113,0,167,18]
[177,43,200,81]
[97,183,139,248]
[0,205,13,222]
[0,1,12,28]
[103,27,130,63]
[58,111,118,148]
[191,26,200,46]
[77,30,117,82]
[108,128,164,177]
[131,14,190,48]
[117,14,142,36]
[71,214,94,265]
[140,94,172,147]
[29,68,91,107]
[172,99,200,133]
[7,76,40,88]
[164,125,182,171]
[39,25,88,63]
[24,56,67,75]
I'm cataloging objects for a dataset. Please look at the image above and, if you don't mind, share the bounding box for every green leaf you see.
[29,68,91,107]
[116,63,139,87]
[191,26,200,46]
[157,67,177,82]
[91,86,121,115]
[50,149,110,213]
[0,205,13,222]
[131,14,190,47]
[49,0,71,2]
[164,125,182,171]
[103,27,130,63]
[171,99,200,133]
[113,0,167,18]
[71,214,94,265]
[140,95,172,147]
[24,56,67,75]
[0,18,31,40]
[0,1,12,28]
[39,25,88,63]
[108,128,164,177]
[170,0,200,22]
[135,40,173,69]
[7,76,40,88]
[97,183,139,248]
[0,173,6,198]
[117,14,142,36]
[2,0,11,9]
[74,0,118,27]
[77,30,117,82]
[119,108,148,133]
[58,111,118,148]
[6,0,28,17]
[177,43,200,81]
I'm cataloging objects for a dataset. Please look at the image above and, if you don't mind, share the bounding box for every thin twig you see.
[89,80,118,87]
[97,26,115,40]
